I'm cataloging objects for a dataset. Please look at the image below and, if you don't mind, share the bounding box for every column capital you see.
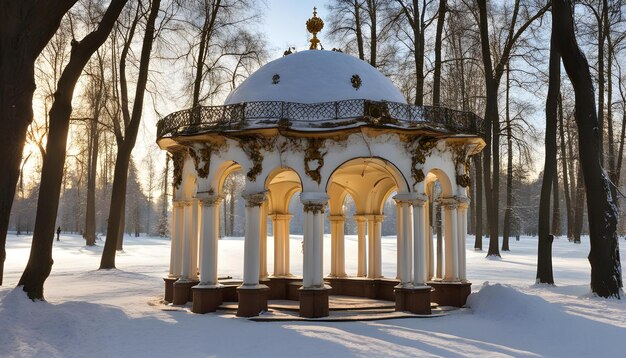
[394,192,428,206]
[173,200,185,208]
[456,196,470,209]
[197,194,222,206]
[301,192,329,214]
[182,199,195,207]
[439,197,458,209]
[353,214,368,223]
[242,191,268,207]
[329,214,345,222]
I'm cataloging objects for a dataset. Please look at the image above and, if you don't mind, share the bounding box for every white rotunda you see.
[157,9,484,318]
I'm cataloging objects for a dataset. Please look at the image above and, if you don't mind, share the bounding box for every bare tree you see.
[18,0,129,299]
[100,0,161,269]
[0,0,79,286]
[554,0,622,297]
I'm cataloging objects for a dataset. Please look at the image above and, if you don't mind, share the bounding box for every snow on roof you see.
[224,50,407,105]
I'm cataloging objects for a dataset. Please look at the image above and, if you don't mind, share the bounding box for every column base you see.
[172,279,199,305]
[236,285,270,317]
[394,285,432,315]
[191,285,223,314]
[428,281,471,307]
[163,277,178,303]
[299,286,330,318]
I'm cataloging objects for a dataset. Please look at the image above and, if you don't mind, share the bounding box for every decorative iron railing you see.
[156,99,483,139]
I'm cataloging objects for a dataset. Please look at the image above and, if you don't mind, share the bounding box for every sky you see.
[263,0,336,57]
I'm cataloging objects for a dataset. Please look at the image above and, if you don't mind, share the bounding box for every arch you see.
[324,156,410,194]
[264,166,303,214]
[212,160,243,196]
[424,168,454,197]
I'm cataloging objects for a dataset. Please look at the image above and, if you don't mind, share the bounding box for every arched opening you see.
[215,162,245,281]
[424,169,454,282]
[264,167,303,278]
[326,157,408,283]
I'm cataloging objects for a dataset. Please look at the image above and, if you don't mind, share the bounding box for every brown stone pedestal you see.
[299,286,330,318]
[163,277,178,303]
[236,285,270,317]
[394,285,432,315]
[172,279,199,305]
[428,281,472,307]
[191,285,223,314]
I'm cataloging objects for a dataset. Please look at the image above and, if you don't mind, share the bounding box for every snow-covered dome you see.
[224,50,407,105]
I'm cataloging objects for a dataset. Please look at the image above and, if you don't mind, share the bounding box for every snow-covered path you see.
[0,233,624,357]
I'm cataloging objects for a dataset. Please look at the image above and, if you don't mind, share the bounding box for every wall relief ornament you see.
[304,138,327,184]
[351,74,362,90]
[188,142,220,179]
[404,137,438,184]
[236,135,276,181]
[451,143,471,187]
[172,149,187,189]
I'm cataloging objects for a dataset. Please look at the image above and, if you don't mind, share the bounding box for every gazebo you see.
[156,10,484,318]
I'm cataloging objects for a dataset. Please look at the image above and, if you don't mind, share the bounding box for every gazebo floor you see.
[216,295,459,322]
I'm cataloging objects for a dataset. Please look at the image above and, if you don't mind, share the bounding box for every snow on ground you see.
[0,233,624,357]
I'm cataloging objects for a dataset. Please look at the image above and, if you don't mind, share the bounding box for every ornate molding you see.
[456,196,470,209]
[304,138,327,184]
[439,197,458,210]
[188,142,220,179]
[404,137,438,184]
[171,149,188,189]
[329,214,346,222]
[450,143,471,188]
[236,135,275,182]
[303,203,326,214]
[242,191,268,207]
[199,195,222,206]
[172,200,185,208]
[301,192,328,214]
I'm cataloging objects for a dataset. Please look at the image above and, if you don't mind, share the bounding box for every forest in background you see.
[1,0,624,297]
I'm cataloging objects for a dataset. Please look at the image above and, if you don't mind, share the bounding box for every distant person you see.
[56,226,61,241]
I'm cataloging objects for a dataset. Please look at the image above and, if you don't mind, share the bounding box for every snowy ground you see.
[1,233,625,357]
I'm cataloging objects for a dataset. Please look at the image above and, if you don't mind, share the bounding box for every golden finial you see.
[306,6,324,50]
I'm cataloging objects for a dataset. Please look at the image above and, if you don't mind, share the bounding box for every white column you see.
[329,214,345,277]
[198,195,221,286]
[301,192,328,288]
[272,213,292,276]
[425,199,434,281]
[189,199,199,280]
[373,214,384,278]
[242,191,267,287]
[260,202,268,279]
[355,215,367,277]
[180,200,193,280]
[366,215,376,278]
[169,200,184,278]
[284,214,291,275]
[393,194,412,287]
[458,197,470,281]
[412,194,428,286]
[441,198,459,281]
[396,204,403,279]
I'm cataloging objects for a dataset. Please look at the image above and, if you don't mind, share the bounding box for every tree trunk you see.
[502,62,512,251]
[354,0,365,61]
[551,165,561,236]
[559,93,573,239]
[0,0,78,286]
[117,192,126,251]
[432,0,446,107]
[573,165,584,243]
[474,155,483,250]
[18,0,128,299]
[537,15,560,284]
[367,0,377,68]
[85,118,99,246]
[101,0,160,269]
[477,0,499,257]
[554,0,622,297]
